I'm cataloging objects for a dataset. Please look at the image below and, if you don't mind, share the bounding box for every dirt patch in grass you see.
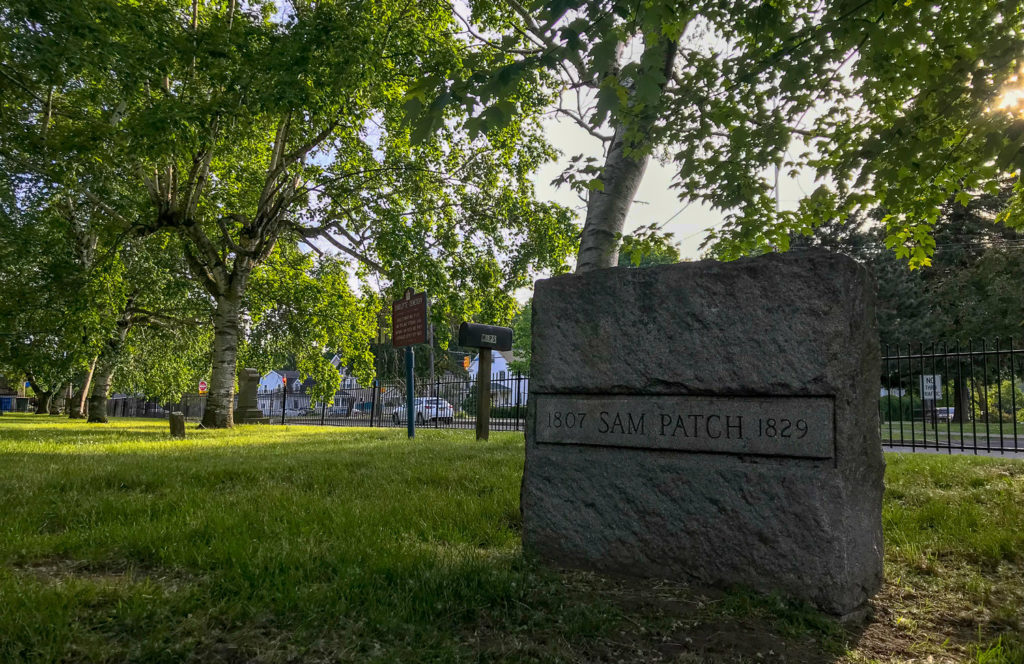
[846,564,1024,663]
[11,556,194,591]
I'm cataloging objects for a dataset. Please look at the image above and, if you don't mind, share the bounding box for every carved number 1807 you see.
[547,411,586,429]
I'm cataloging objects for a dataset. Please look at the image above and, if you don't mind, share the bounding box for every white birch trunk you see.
[200,294,241,428]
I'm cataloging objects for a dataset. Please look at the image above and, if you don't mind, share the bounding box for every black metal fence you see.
[881,340,1024,454]
[107,372,530,432]
[106,393,209,420]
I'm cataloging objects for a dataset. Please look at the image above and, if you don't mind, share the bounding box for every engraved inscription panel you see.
[535,395,834,458]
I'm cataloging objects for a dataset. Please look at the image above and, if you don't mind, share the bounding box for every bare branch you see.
[320,232,390,276]
[554,107,613,142]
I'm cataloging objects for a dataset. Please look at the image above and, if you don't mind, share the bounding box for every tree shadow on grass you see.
[0,424,1019,662]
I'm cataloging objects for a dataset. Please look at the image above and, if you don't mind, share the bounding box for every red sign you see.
[392,289,428,347]
[198,380,208,395]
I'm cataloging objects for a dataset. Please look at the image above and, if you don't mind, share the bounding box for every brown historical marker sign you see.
[392,289,428,347]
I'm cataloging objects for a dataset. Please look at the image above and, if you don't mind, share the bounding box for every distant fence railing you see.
[881,339,1024,454]
[107,372,530,432]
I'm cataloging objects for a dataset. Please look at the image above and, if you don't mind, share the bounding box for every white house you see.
[467,349,528,406]
[259,354,359,395]
[258,370,301,394]
[257,357,364,416]
[328,354,360,390]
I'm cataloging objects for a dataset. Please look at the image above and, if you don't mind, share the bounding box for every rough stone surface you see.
[234,368,269,424]
[169,412,186,439]
[521,249,884,617]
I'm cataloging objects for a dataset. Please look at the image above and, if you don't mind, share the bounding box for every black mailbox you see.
[458,322,513,351]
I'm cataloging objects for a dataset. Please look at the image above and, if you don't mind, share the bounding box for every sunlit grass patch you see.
[0,414,1021,662]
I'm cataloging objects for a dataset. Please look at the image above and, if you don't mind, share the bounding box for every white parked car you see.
[392,397,454,425]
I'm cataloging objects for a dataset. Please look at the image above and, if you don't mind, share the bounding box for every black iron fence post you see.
[515,373,522,430]
[280,386,287,425]
[370,381,378,428]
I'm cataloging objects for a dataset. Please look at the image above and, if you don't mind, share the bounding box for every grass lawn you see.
[0,414,1022,663]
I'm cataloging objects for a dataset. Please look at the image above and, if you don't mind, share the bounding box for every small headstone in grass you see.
[234,368,270,424]
[169,412,186,439]
[522,249,884,621]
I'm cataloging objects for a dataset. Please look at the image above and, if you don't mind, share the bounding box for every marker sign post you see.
[199,380,208,395]
[393,289,428,438]
[458,322,513,441]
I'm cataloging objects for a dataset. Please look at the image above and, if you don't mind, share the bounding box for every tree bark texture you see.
[574,37,678,274]
[49,383,71,415]
[201,295,242,429]
[575,125,650,272]
[87,363,116,423]
[68,362,95,419]
[88,324,131,423]
[68,388,86,418]
[35,392,52,415]
[953,375,971,423]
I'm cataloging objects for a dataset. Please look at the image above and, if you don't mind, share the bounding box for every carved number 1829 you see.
[757,418,808,439]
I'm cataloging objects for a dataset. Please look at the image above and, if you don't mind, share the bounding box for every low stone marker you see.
[169,412,186,439]
[521,249,884,619]
[233,368,269,424]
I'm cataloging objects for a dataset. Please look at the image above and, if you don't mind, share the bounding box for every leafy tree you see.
[2,0,577,427]
[509,301,532,374]
[0,195,107,414]
[616,226,682,267]
[243,245,375,404]
[409,0,1024,270]
[794,187,1024,346]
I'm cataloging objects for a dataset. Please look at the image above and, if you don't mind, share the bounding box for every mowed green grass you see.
[0,414,1022,663]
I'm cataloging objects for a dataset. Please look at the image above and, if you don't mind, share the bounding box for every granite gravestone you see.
[521,250,884,618]
[234,368,269,424]
[169,412,186,439]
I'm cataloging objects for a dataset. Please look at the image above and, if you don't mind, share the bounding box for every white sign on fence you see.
[920,374,942,400]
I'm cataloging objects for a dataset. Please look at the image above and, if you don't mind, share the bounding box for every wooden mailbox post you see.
[458,322,513,441]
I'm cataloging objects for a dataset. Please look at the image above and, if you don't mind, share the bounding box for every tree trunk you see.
[575,125,650,272]
[574,36,677,274]
[952,374,971,423]
[35,392,52,414]
[50,383,70,415]
[68,387,86,418]
[201,294,242,428]
[68,360,96,419]
[88,325,130,424]
[87,362,116,423]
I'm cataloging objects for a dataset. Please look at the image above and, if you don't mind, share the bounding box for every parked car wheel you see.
[416,413,425,425]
